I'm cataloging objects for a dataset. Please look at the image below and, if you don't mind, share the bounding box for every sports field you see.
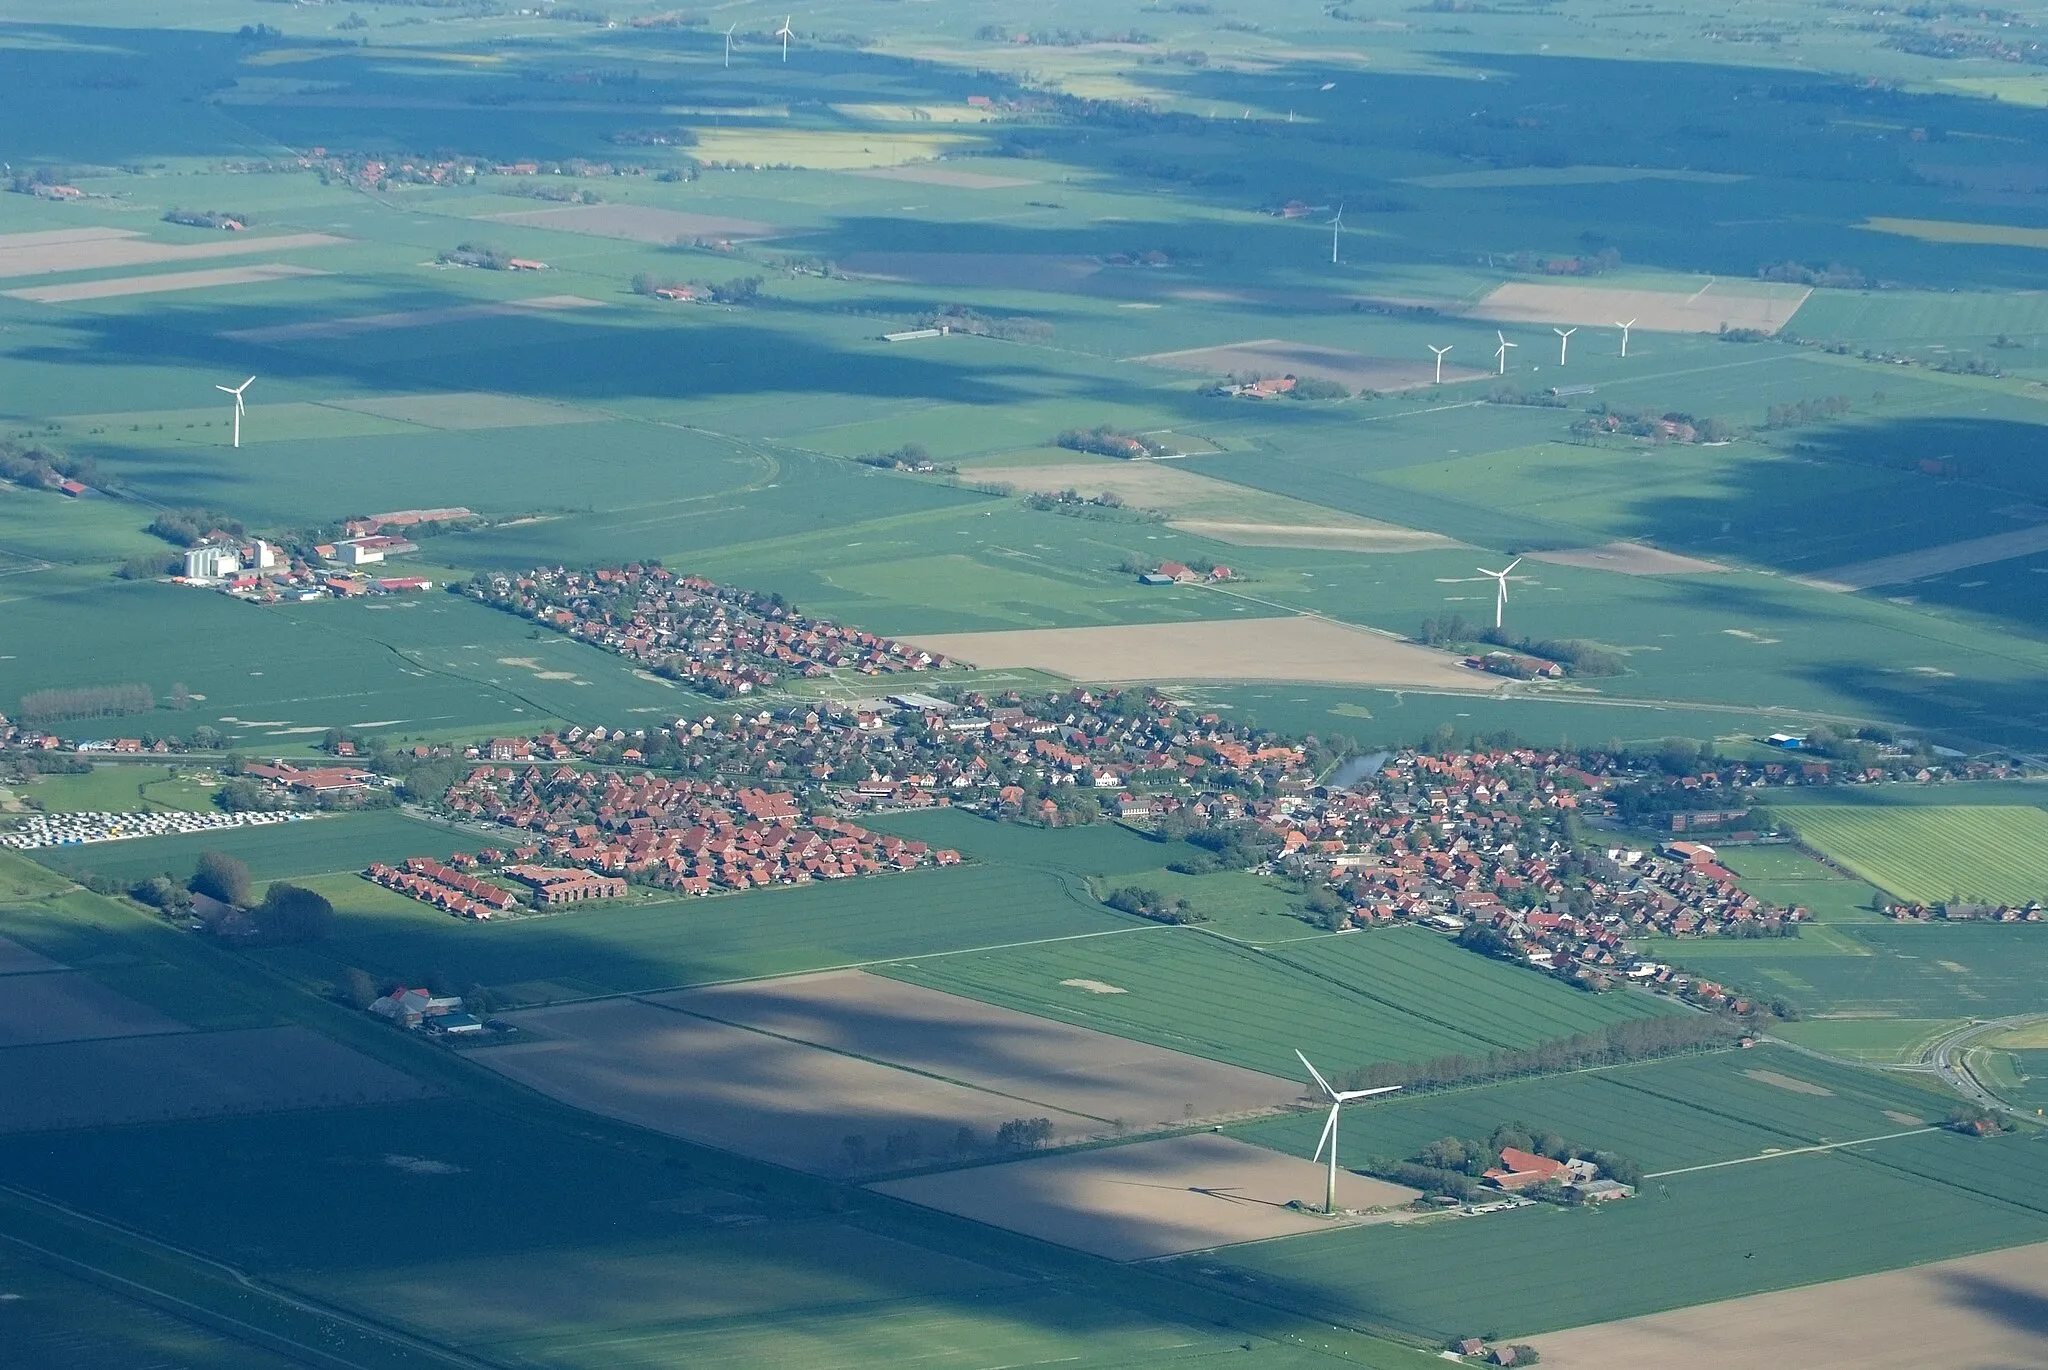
[1783,805,2048,904]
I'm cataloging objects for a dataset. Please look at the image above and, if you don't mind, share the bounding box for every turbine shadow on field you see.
[1934,1270,2048,1340]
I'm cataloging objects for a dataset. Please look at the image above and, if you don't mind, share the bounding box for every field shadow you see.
[1935,1269,2048,1339]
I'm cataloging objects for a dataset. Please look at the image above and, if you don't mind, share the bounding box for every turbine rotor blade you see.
[1312,1102,1339,1162]
[1334,1085,1402,1101]
[1295,1049,1337,1100]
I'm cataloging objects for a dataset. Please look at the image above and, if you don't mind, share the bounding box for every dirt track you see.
[902,616,1498,690]
[1530,1240,2048,1370]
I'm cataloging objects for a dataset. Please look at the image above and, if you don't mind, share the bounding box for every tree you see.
[995,1117,1055,1150]
[250,882,333,944]
[340,967,379,1009]
[190,851,252,907]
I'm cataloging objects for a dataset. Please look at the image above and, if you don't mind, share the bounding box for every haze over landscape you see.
[2,2,2048,1367]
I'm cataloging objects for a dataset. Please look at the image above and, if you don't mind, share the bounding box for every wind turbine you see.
[1476,556,1523,629]
[1493,330,1517,376]
[1554,326,1576,365]
[1297,1050,1400,1215]
[215,376,254,448]
[1329,203,1344,265]
[1428,344,1452,384]
[723,22,736,67]
[1616,318,1636,358]
[775,15,793,61]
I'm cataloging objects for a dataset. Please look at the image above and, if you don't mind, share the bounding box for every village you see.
[462,563,950,696]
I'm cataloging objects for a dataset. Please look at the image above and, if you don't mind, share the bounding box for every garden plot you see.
[653,970,1301,1131]
[0,1026,433,1132]
[901,616,1495,690]
[872,1133,1419,1261]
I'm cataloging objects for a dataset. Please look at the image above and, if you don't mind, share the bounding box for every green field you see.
[10,763,222,814]
[1210,1047,2042,1341]
[883,926,1678,1079]
[1783,805,2048,904]
[30,810,465,887]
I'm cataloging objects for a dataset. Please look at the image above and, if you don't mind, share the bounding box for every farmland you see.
[1777,805,2048,905]
[4,0,2048,1365]
[882,925,1679,1079]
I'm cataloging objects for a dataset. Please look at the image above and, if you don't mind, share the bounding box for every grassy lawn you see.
[28,810,467,886]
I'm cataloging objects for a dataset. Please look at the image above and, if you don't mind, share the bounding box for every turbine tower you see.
[1329,203,1344,265]
[215,376,254,449]
[1554,326,1576,365]
[1297,1050,1400,1215]
[776,15,793,61]
[1616,318,1636,358]
[1428,344,1452,385]
[723,22,736,66]
[1493,330,1518,376]
[1477,556,1524,630]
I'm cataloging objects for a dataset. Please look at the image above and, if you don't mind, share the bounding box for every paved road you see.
[1769,1012,2048,1118]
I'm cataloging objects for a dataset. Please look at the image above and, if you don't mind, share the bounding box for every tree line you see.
[1334,1013,1745,1094]
[17,683,155,724]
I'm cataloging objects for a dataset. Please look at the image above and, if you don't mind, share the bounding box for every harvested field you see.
[222,294,602,343]
[1405,166,1746,189]
[688,128,977,170]
[322,392,606,430]
[872,1133,1419,1261]
[900,616,1496,690]
[0,971,188,1047]
[5,263,329,303]
[1133,338,1482,392]
[1860,215,2048,250]
[839,252,1100,291]
[0,935,65,975]
[0,230,346,279]
[0,1025,433,1132]
[1527,542,1730,576]
[477,997,1099,1175]
[966,460,1453,552]
[480,204,780,242]
[1169,521,1454,552]
[1743,1069,1835,1096]
[1466,280,1810,333]
[1800,523,2048,591]
[847,165,1032,189]
[1529,1240,2048,1370]
[650,970,1301,1131]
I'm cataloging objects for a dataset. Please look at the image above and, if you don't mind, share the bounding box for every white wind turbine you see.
[1493,330,1517,375]
[775,15,793,61]
[1616,318,1636,358]
[215,376,254,448]
[723,22,736,66]
[1428,344,1452,384]
[1554,326,1576,365]
[1477,556,1523,629]
[1329,202,1344,265]
[1297,1050,1400,1215]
